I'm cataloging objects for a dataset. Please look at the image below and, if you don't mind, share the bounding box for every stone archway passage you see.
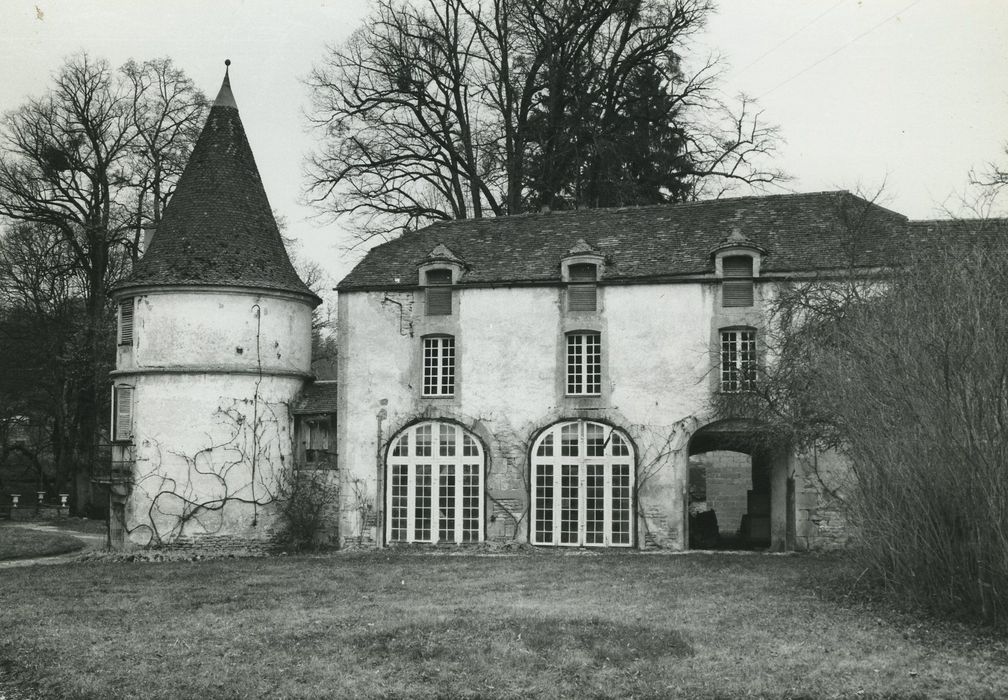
[530,421,635,547]
[385,421,484,544]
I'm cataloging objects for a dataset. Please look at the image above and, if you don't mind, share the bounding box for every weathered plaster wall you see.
[337,282,719,549]
[117,289,313,375]
[115,289,314,547]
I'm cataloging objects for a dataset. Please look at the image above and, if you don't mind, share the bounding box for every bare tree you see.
[0,53,206,512]
[305,0,785,246]
[122,58,208,261]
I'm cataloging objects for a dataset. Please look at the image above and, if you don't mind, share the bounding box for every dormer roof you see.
[115,62,319,305]
[420,243,464,266]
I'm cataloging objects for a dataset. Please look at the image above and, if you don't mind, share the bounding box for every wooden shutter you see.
[722,256,752,277]
[567,264,598,312]
[425,269,453,316]
[722,256,753,307]
[119,299,134,345]
[113,385,134,442]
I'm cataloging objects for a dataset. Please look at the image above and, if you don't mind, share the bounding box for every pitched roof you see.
[337,191,920,290]
[116,65,319,304]
[292,381,338,415]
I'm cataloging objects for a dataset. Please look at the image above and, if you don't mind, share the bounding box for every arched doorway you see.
[687,420,792,551]
[385,421,485,544]
[529,420,635,547]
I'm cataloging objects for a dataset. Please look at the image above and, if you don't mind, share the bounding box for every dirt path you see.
[0,522,106,569]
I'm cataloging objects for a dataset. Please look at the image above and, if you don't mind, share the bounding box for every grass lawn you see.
[0,526,86,561]
[1,552,1006,699]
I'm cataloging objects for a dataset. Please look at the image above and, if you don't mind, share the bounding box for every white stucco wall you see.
[113,288,315,547]
[118,289,313,375]
[337,282,733,549]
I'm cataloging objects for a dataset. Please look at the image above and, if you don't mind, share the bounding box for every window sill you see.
[421,394,456,400]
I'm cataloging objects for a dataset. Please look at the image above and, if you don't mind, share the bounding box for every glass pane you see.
[414,464,431,541]
[534,464,554,544]
[611,433,630,457]
[536,432,553,457]
[462,433,479,457]
[585,334,601,394]
[611,463,631,545]
[439,464,456,543]
[586,422,605,456]
[415,424,432,456]
[585,464,604,544]
[566,335,582,394]
[439,423,456,456]
[560,464,579,544]
[462,464,480,541]
[389,464,408,541]
[561,423,579,457]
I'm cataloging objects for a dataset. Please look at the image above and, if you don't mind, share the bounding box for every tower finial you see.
[214,60,237,109]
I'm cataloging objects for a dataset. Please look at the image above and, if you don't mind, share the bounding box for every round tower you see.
[109,63,320,548]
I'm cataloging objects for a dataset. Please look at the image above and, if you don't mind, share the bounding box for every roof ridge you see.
[422,190,852,230]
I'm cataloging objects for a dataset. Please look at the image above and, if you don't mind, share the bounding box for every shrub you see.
[732,228,1008,628]
[830,240,1008,626]
[274,468,340,552]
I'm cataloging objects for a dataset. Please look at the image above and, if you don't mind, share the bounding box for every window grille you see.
[425,269,453,315]
[722,255,754,307]
[566,332,601,395]
[385,421,484,544]
[119,299,135,345]
[422,336,455,396]
[721,329,757,392]
[567,263,598,311]
[531,420,635,547]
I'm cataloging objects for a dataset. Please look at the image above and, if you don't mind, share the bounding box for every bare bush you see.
[735,226,1008,626]
[275,468,340,552]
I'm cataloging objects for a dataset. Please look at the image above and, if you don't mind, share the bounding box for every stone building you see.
[333,192,929,550]
[107,66,319,547]
[103,67,999,552]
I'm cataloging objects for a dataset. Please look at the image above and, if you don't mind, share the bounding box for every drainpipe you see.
[375,405,387,546]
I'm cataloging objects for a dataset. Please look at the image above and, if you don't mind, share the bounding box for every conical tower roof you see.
[117,62,319,305]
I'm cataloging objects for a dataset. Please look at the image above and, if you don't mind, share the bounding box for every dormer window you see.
[567,263,598,311]
[711,231,764,310]
[722,256,754,307]
[425,269,453,316]
[561,239,605,313]
[417,243,464,316]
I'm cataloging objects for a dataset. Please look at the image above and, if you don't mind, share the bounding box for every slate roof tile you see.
[116,69,318,304]
[337,191,930,290]
[292,381,338,415]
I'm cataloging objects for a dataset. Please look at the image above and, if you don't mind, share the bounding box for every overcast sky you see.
[3,0,1007,292]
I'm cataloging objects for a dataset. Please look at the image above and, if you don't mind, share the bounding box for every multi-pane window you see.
[722,255,754,307]
[567,263,598,311]
[721,328,757,392]
[531,420,634,547]
[118,298,135,345]
[111,385,134,442]
[566,332,601,395]
[386,421,483,544]
[422,335,455,396]
[425,269,453,315]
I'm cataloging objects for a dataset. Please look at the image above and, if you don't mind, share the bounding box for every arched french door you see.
[385,421,484,544]
[530,420,635,547]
